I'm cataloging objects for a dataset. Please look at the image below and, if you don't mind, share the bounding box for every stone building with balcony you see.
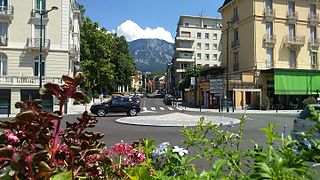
[219,0,320,109]
[170,15,222,97]
[0,0,80,115]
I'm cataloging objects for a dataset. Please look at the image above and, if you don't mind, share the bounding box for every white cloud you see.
[116,20,174,43]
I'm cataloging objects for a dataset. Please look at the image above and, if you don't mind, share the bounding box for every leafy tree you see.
[80,18,115,96]
[179,65,209,90]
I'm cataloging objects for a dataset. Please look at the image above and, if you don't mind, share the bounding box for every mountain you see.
[128,39,174,72]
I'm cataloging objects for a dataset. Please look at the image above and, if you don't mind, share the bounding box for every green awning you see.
[275,70,320,95]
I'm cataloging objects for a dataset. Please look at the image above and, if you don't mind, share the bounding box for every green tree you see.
[80,17,115,96]
[179,65,209,89]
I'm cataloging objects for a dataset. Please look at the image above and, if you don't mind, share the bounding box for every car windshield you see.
[299,105,320,119]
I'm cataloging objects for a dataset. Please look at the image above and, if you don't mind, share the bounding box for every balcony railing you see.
[176,35,194,41]
[265,59,274,68]
[263,8,275,22]
[287,11,298,24]
[308,13,319,26]
[263,34,276,47]
[30,9,48,19]
[0,37,7,46]
[309,38,320,51]
[0,76,62,86]
[69,44,80,57]
[0,5,14,17]
[311,63,318,69]
[231,39,240,49]
[231,15,239,24]
[26,38,50,50]
[283,35,305,48]
[72,2,80,14]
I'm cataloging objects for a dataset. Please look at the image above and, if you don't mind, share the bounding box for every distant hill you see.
[128,39,174,72]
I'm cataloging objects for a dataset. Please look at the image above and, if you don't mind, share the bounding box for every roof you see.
[219,0,233,11]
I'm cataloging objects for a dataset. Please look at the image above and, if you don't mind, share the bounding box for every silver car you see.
[291,104,320,145]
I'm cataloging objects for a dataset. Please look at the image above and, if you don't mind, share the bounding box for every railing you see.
[69,44,80,54]
[0,37,7,46]
[287,11,298,23]
[311,63,318,69]
[284,35,305,45]
[0,76,62,86]
[263,34,276,43]
[30,9,48,19]
[26,38,50,49]
[72,2,80,13]
[231,39,240,48]
[263,8,275,18]
[0,5,14,15]
[265,59,274,68]
[308,13,319,26]
[231,15,239,24]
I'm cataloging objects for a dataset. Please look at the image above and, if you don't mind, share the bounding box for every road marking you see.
[168,107,174,110]
[159,107,165,110]
[142,107,147,111]
[151,107,156,110]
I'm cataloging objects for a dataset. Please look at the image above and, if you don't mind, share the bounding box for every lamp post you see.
[36,6,58,90]
[226,20,232,112]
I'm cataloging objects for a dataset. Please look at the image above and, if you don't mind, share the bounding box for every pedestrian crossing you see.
[141,106,184,112]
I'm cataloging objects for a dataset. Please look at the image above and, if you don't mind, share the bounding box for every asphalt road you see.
[64,98,297,149]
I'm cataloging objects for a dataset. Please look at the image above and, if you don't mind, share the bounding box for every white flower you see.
[172,146,188,156]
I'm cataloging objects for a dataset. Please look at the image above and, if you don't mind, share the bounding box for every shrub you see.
[303,96,317,106]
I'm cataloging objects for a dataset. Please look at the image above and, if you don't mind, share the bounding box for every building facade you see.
[171,15,222,96]
[219,0,320,109]
[0,0,80,115]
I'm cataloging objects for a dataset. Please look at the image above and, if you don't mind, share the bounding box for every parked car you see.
[164,94,175,105]
[90,96,141,117]
[291,104,320,145]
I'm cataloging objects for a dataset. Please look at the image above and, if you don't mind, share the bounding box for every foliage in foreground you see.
[0,73,320,179]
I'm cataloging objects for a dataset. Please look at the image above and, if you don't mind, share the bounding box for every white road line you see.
[151,107,156,110]
[159,107,165,110]
[142,107,147,111]
[168,107,174,111]
[176,107,183,110]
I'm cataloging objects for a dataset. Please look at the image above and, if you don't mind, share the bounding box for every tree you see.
[179,65,209,90]
[80,18,115,96]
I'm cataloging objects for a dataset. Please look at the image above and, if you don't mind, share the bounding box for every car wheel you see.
[128,108,138,116]
[97,109,106,117]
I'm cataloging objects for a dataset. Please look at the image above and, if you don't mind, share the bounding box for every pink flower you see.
[3,130,20,143]
[111,140,133,155]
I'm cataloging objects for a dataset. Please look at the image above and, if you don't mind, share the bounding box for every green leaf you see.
[51,171,72,180]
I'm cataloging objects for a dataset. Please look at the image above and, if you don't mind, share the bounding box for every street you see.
[64,98,296,149]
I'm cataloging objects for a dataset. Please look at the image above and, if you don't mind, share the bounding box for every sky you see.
[77,0,225,43]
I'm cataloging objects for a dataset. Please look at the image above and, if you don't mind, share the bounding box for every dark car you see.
[164,94,175,105]
[90,96,141,117]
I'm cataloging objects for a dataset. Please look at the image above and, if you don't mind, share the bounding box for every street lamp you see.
[226,20,232,112]
[36,6,58,90]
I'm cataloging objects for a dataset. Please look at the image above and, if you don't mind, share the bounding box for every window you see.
[0,53,7,75]
[36,0,46,11]
[34,55,45,76]
[311,52,317,67]
[204,24,208,28]
[205,43,209,50]
[197,32,201,39]
[34,25,46,46]
[205,33,209,39]
[197,53,201,60]
[266,22,273,35]
[0,0,8,12]
[290,50,296,68]
[233,7,239,22]
[234,52,239,71]
[288,1,295,14]
[197,43,201,49]
[213,44,218,50]
[205,54,209,60]
[266,0,272,10]
[0,22,8,46]
[310,26,316,43]
[310,4,316,15]
[266,48,273,67]
[184,22,189,27]
[213,54,218,60]
[213,33,218,40]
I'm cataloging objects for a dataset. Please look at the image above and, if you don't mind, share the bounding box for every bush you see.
[302,96,317,106]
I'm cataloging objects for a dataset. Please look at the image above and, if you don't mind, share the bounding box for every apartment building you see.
[219,0,320,109]
[170,15,222,96]
[0,0,80,115]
